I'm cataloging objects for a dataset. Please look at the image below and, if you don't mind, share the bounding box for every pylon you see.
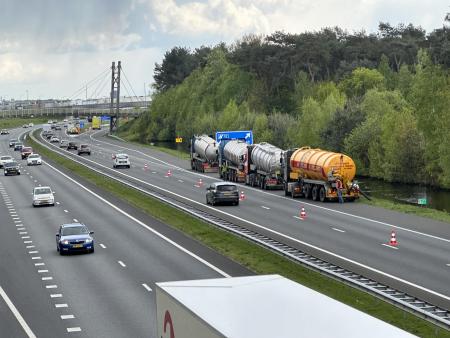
[389,230,397,246]
[143,163,149,171]
[165,169,172,177]
[299,207,307,220]
[239,191,245,201]
[195,178,203,187]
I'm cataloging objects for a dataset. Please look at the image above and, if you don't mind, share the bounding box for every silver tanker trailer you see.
[218,140,248,182]
[246,142,284,189]
[190,135,219,172]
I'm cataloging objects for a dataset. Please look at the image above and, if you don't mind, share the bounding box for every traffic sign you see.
[79,121,84,129]
[418,198,427,205]
[215,130,253,145]
[175,137,183,143]
[101,115,111,121]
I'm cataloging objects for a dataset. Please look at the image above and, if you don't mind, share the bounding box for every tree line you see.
[120,22,450,188]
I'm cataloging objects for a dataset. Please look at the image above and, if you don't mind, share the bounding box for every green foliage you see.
[340,67,385,98]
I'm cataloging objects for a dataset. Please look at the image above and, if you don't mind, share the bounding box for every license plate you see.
[72,244,83,248]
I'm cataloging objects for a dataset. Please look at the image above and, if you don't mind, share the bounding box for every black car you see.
[67,141,78,150]
[14,142,23,151]
[206,182,239,206]
[45,133,54,140]
[9,138,18,147]
[4,162,20,176]
[77,144,91,155]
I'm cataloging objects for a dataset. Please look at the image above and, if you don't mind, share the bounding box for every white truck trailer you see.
[156,274,416,338]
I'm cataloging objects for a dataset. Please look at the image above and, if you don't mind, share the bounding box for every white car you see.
[50,136,60,143]
[32,186,55,207]
[28,123,34,127]
[0,155,14,168]
[27,154,42,166]
[60,140,69,148]
[113,153,131,168]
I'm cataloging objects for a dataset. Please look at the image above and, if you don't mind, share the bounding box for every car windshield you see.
[117,154,128,159]
[4,162,17,167]
[217,185,237,192]
[28,154,39,159]
[35,188,51,195]
[62,226,89,236]
[81,145,88,148]
[1,156,12,160]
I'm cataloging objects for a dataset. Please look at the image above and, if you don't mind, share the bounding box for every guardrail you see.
[27,129,450,330]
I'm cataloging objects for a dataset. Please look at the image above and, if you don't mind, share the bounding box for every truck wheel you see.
[319,186,326,202]
[304,184,312,199]
[312,185,319,201]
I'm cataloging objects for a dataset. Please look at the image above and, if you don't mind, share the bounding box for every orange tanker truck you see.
[281,147,360,202]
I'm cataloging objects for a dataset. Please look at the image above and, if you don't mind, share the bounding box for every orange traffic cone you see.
[239,191,246,201]
[143,163,149,171]
[165,169,172,177]
[389,231,397,246]
[195,178,203,187]
[299,207,307,220]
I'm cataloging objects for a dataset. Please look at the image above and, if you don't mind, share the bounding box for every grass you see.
[26,132,449,337]
[359,197,450,224]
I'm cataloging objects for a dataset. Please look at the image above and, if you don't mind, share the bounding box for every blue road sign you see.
[79,121,84,129]
[101,115,111,121]
[216,130,253,145]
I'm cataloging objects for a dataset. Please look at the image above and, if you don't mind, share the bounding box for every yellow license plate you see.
[72,244,83,248]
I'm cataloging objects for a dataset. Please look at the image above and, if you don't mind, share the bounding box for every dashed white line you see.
[21,236,30,239]
[293,215,301,220]
[20,232,28,235]
[63,209,68,213]
[38,270,48,273]
[34,263,45,266]
[12,217,20,220]
[26,246,35,249]
[117,261,126,268]
[332,228,346,233]
[99,244,106,249]
[50,294,62,298]
[142,283,152,292]
[45,285,57,289]
[55,303,68,308]
[61,315,75,320]
[31,256,41,260]
[0,286,37,338]
[34,180,37,183]
[178,179,184,183]
[17,228,26,231]
[28,251,38,254]
[56,202,60,205]
[446,264,450,267]
[24,241,33,244]
[16,224,23,227]
[381,243,399,250]
[67,327,81,333]
[42,277,53,281]
[73,218,78,222]
[261,206,270,210]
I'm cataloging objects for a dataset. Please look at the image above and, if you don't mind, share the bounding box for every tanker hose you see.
[359,189,372,201]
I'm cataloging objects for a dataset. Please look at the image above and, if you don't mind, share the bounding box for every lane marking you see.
[55,304,68,308]
[446,264,450,267]
[28,251,38,254]
[45,285,57,289]
[261,206,270,210]
[24,241,33,244]
[332,228,346,233]
[40,159,230,278]
[17,228,26,230]
[67,327,81,333]
[118,261,126,268]
[50,294,62,298]
[293,215,301,220]
[178,179,184,183]
[34,180,37,183]
[99,244,106,249]
[12,217,20,220]
[73,218,78,222]
[61,315,75,320]
[26,246,35,249]
[19,232,28,235]
[63,209,68,213]
[142,283,152,292]
[0,285,37,338]
[31,256,41,260]
[34,263,45,266]
[21,236,30,239]
[14,220,22,223]
[38,270,48,273]
[42,277,53,281]
[381,244,399,250]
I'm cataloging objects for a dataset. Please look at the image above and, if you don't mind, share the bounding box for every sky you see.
[0,0,448,101]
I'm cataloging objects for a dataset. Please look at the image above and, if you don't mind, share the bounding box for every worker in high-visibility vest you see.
[336,178,344,203]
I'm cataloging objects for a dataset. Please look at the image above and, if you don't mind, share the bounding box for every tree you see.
[340,67,385,98]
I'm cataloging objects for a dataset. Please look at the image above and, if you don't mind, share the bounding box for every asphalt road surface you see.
[0,127,250,338]
[38,127,450,311]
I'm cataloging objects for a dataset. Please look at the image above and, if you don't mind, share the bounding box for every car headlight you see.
[62,240,69,245]
[85,238,93,243]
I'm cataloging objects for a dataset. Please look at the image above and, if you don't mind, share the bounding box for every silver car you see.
[32,186,55,207]
[0,155,13,168]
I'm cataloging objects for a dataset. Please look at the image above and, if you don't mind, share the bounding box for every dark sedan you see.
[56,223,94,255]
[206,182,239,206]
[14,142,23,151]
[67,141,78,150]
[4,161,20,176]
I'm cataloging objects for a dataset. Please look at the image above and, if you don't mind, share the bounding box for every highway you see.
[35,126,450,311]
[0,127,250,337]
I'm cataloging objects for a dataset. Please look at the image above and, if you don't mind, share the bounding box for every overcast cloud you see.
[0,0,448,100]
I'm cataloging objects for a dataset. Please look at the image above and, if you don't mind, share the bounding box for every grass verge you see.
[27,133,449,337]
[0,116,55,129]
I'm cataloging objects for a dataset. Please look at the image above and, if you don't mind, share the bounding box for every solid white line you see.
[50,294,62,298]
[45,285,57,289]
[42,277,53,281]
[118,261,126,268]
[61,315,75,320]
[381,243,399,250]
[38,270,48,273]
[39,158,230,278]
[67,327,81,333]
[73,218,78,222]
[55,303,68,308]
[142,283,152,292]
[0,285,37,338]
[99,243,106,249]
[34,263,45,266]
[261,206,270,210]
[332,228,346,233]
